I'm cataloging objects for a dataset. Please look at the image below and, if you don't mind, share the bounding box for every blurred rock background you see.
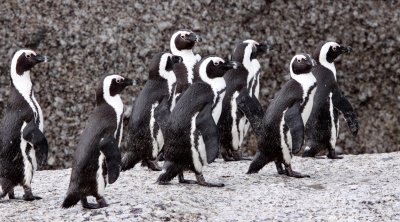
[0,0,398,169]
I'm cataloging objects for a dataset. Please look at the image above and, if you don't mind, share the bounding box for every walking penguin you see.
[0,49,48,201]
[156,56,239,186]
[302,41,358,159]
[238,54,316,177]
[121,53,182,171]
[62,75,133,209]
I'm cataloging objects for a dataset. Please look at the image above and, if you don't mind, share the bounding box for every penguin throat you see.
[243,43,261,90]
[290,72,317,100]
[158,57,177,95]
[103,89,123,132]
[171,49,199,84]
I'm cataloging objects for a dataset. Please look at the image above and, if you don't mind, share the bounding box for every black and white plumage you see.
[169,30,202,109]
[156,56,239,187]
[238,54,316,178]
[121,52,182,171]
[62,75,133,209]
[0,49,48,201]
[218,40,270,161]
[303,41,358,159]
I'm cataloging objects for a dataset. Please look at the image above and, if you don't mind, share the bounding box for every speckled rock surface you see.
[0,153,399,221]
[0,1,399,168]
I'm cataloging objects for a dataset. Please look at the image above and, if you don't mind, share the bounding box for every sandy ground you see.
[0,152,399,222]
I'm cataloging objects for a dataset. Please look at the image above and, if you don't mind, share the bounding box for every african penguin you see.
[121,52,182,172]
[62,75,133,209]
[237,54,316,178]
[0,49,48,201]
[156,56,239,187]
[169,29,202,109]
[303,41,358,159]
[218,40,271,161]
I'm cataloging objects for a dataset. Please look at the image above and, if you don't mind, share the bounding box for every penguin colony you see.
[0,30,359,209]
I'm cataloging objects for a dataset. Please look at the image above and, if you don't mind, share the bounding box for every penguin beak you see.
[221,61,241,70]
[339,45,352,54]
[257,42,273,53]
[33,54,47,63]
[310,58,317,67]
[123,78,135,86]
[171,55,183,64]
[186,33,202,43]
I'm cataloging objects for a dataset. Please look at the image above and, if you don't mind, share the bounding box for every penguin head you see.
[196,56,240,82]
[149,52,182,80]
[11,49,47,75]
[170,30,202,54]
[232,40,272,63]
[313,41,352,64]
[97,75,133,104]
[290,54,316,76]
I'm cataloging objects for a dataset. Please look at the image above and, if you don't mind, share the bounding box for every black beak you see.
[339,46,352,54]
[34,54,47,63]
[186,33,202,43]
[171,55,183,64]
[221,61,241,70]
[123,78,135,86]
[257,42,273,53]
[309,58,317,67]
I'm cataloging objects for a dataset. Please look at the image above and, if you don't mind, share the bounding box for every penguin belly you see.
[279,110,293,165]
[328,93,338,149]
[20,122,37,186]
[301,87,317,125]
[190,112,207,173]
[212,91,225,124]
[150,102,164,159]
[230,91,246,151]
[96,152,106,196]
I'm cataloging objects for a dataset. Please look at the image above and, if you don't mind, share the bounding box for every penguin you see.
[156,56,239,187]
[302,41,358,159]
[237,54,316,178]
[218,40,271,161]
[0,49,48,201]
[121,52,182,172]
[169,29,202,109]
[62,75,133,209]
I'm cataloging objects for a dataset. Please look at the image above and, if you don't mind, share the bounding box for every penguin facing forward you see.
[0,49,48,201]
[169,29,202,108]
[218,40,271,161]
[156,56,239,187]
[237,54,316,178]
[121,52,182,171]
[303,41,358,159]
[62,75,133,209]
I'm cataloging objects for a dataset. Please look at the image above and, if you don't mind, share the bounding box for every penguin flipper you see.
[332,85,359,137]
[236,91,264,137]
[196,103,219,164]
[99,136,121,184]
[154,96,171,134]
[22,121,48,166]
[284,102,304,154]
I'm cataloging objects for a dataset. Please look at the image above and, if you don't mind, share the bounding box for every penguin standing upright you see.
[218,40,271,161]
[156,56,239,187]
[0,49,48,201]
[121,53,182,171]
[303,41,358,159]
[62,75,133,209]
[169,30,202,108]
[238,54,316,177]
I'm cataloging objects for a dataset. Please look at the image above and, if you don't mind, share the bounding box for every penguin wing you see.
[331,85,359,137]
[22,120,48,166]
[196,103,219,163]
[99,135,121,184]
[236,90,264,137]
[284,101,304,154]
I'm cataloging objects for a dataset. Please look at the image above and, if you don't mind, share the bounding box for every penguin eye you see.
[116,79,121,83]
[297,59,301,63]
[26,54,31,58]
[180,35,185,39]
[332,46,337,51]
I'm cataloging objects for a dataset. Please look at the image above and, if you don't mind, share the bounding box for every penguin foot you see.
[178,173,197,184]
[81,197,108,209]
[195,174,224,187]
[8,189,15,199]
[327,152,343,159]
[23,195,42,201]
[275,162,285,175]
[284,165,310,178]
[147,160,162,171]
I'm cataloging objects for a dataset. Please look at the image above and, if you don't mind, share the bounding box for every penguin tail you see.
[61,192,81,208]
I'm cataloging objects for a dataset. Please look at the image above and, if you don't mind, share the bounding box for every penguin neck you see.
[11,70,33,98]
[171,49,199,84]
[290,71,317,100]
[199,68,226,104]
[159,69,176,96]
[319,57,337,80]
[103,89,123,132]
[243,47,261,88]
